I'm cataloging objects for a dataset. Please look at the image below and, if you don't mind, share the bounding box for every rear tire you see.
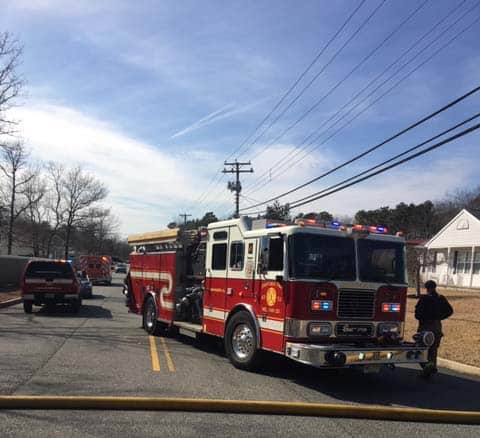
[72,298,82,313]
[23,301,33,314]
[143,296,160,335]
[225,311,261,370]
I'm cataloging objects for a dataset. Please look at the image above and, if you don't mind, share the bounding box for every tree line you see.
[0,32,129,259]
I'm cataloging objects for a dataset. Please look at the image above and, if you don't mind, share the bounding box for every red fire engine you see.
[124,217,433,371]
[77,255,112,285]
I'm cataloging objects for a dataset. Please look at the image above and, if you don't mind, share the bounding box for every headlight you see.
[377,322,400,336]
[308,322,332,337]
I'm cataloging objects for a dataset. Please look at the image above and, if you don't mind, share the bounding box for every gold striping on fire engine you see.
[127,228,180,245]
[149,336,161,372]
[209,288,225,293]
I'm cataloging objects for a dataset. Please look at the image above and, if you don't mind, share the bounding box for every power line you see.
[241,83,480,211]
[237,0,387,160]
[225,0,368,162]
[184,1,368,213]
[288,122,480,210]
[288,112,480,208]
[245,119,480,215]
[242,0,469,194]
[243,0,427,165]
[179,213,192,225]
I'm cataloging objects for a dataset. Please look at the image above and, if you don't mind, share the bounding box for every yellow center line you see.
[149,336,161,372]
[160,337,175,373]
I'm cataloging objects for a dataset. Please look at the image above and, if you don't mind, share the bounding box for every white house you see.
[423,209,480,289]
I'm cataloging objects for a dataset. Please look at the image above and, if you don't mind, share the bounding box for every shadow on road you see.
[173,333,480,412]
[256,352,480,412]
[34,304,113,319]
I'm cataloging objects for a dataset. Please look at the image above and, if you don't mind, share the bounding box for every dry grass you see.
[405,287,480,367]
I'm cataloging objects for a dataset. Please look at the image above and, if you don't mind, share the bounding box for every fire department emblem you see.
[266,287,277,307]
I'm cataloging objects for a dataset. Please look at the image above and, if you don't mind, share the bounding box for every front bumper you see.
[285,342,429,368]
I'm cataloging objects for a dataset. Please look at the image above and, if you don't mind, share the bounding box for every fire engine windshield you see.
[358,238,406,284]
[288,234,356,280]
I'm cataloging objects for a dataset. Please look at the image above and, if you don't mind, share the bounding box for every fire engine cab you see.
[125,217,434,371]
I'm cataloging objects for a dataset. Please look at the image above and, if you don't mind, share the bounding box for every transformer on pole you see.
[222,160,254,218]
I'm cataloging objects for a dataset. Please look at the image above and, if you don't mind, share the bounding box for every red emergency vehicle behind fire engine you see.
[124,217,434,371]
[78,255,112,285]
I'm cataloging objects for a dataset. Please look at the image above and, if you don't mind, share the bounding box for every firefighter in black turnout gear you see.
[415,280,453,377]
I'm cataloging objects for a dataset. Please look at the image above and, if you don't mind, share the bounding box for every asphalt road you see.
[1,274,479,437]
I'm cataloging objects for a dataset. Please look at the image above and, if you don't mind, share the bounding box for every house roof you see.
[425,208,480,248]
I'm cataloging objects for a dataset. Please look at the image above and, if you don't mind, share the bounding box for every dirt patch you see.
[0,288,21,304]
[405,287,480,368]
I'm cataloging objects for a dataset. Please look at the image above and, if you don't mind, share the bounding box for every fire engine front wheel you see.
[143,296,160,335]
[23,301,33,314]
[225,311,261,370]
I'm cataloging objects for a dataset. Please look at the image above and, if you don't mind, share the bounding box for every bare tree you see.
[76,207,119,254]
[61,165,107,258]
[22,170,47,256]
[0,32,23,136]
[0,141,38,254]
[44,162,65,256]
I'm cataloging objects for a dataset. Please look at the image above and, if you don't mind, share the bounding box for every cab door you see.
[257,234,286,352]
[203,227,229,336]
[224,226,248,311]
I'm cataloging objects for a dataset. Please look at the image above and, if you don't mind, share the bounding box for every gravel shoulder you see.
[0,289,21,304]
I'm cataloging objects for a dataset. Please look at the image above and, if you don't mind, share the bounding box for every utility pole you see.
[222,160,254,218]
[179,213,192,225]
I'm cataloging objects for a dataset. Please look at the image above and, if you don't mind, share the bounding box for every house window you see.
[211,243,227,270]
[473,251,480,275]
[229,242,244,270]
[431,251,437,273]
[454,250,471,274]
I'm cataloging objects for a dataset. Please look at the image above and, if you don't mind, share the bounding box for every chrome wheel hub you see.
[232,324,254,360]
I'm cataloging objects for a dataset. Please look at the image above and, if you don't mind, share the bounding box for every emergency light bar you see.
[293,218,389,234]
[266,223,287,229]
[352,224,388,234]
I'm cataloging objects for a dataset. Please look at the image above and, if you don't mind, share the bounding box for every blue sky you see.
[1,0,479,234]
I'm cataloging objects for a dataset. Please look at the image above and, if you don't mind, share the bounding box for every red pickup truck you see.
[21,260,82,313]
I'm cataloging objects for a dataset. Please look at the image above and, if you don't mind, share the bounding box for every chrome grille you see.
[337,289,375,320]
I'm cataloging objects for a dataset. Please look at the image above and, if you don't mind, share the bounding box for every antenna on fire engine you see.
[222,159,254,218]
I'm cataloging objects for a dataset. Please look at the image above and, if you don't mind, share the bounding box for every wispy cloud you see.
[10,101,227,234]
[170,103,236,139]
[170,98,269,139]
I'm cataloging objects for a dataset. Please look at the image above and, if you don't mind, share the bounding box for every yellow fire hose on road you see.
[0,396,479,424]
